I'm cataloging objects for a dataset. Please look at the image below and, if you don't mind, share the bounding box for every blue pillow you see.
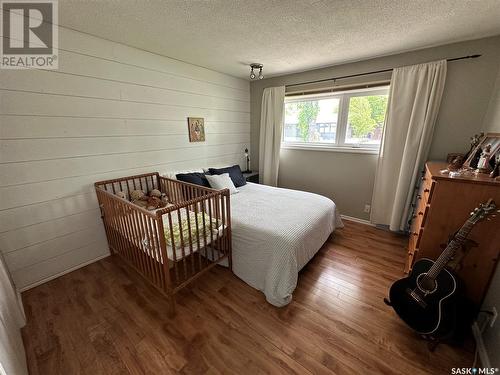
[175,172,210,187]
[208,165,246,187]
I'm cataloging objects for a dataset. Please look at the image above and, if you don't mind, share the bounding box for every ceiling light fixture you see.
[250,63,264,80]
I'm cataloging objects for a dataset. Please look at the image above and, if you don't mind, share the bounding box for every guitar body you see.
[387,199,496,338]
[389,259,458,336]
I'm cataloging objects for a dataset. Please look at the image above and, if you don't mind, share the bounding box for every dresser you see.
[406,162,500,307]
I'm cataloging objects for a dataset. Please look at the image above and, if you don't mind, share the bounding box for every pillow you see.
[163,169,204,180]
[208,165,246,187]
[175,172,210,187]
[205,173,238,194]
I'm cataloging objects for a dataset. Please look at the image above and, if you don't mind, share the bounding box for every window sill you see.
[281,143,380,154]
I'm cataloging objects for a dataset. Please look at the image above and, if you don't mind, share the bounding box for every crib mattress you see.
[109,209,226,263]
[142,214,225,263]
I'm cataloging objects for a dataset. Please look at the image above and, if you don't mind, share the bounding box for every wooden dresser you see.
[406,162,500,307]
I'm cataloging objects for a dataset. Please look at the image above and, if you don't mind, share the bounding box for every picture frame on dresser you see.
[463,132,500,171]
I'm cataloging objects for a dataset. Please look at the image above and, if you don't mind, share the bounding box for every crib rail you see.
[157,183,232,290]
[159,175,217,204]
[95,172,232,315]
[95,172,160,198]
[95,188,167,290]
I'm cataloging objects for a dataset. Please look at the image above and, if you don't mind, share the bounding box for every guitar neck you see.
[426,221,474,279]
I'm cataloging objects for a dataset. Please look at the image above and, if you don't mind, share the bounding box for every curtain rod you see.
[285,54,481,88]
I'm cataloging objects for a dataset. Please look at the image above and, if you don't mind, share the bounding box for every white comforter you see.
[229,183,343,306]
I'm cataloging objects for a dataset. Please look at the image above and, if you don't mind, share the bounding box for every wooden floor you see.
[22,221,473,374]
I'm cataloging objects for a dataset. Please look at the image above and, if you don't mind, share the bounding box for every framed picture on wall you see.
[463,132,500,173]
[187,117,205,142]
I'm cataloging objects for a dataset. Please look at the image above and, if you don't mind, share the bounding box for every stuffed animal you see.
[129,189,147,208]
[149,188,169,204]
[149,189,162,198]
[145,196,166,210]
[161,193,169,204]
[132,199,148,209]
[116,191,127,200]
[130,189,145,201]
[129,189,168,210]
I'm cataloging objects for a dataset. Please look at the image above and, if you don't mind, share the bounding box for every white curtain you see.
[259,86,285,186]
[371,60,447,231]
[0,254,28,375]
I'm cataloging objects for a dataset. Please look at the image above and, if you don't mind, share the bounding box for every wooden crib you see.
[95,172,232,315]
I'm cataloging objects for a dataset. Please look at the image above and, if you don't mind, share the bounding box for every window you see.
[283,86,389,151]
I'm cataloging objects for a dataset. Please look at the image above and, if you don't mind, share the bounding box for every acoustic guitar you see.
[387,199,497,336]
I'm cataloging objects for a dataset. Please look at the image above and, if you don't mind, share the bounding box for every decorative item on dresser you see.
[406,162,500,310]
[463,132,500,171]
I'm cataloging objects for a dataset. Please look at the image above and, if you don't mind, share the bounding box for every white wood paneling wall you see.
[0,27,250,290]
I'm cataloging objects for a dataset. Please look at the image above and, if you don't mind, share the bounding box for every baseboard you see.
[472,322,491,368]
[18,253,110,292]
[340,214,375,227]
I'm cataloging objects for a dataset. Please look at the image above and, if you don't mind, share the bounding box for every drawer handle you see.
[424,188,430,193]
[412,232,419,236]
[416,195,422,200]
[418,212,424,216]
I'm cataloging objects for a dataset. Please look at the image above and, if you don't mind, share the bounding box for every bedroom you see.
[1,0,500,374]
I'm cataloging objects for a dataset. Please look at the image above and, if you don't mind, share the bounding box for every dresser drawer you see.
[404,250,416,273]
[410,227,423,248]
[406,228,423,272]
[410,203,429,231]
[406,168,434,273]
[422,166,433,186]
[423,181,435,203]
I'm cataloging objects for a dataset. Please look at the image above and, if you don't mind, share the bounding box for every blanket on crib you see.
[163,211,221,250]
[131,209,225,262]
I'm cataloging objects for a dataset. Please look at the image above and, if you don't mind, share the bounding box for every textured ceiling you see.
[59,0,500,79]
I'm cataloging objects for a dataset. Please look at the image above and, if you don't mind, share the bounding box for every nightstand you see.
[242,171,259,183]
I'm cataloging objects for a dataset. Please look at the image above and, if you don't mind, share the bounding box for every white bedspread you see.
[229,183,343,306]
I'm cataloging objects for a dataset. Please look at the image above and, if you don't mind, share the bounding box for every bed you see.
[229,182,343,306]
[95,170,342,312]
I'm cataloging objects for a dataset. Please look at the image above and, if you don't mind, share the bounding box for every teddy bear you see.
[149,189,169,205]
[126,189,147,208]
[126,189,168,210]
[130,189,145,201]
[149,189,161,198]
[145,196,166,210]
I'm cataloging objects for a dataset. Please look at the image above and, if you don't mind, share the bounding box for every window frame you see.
[282,86,390,153]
